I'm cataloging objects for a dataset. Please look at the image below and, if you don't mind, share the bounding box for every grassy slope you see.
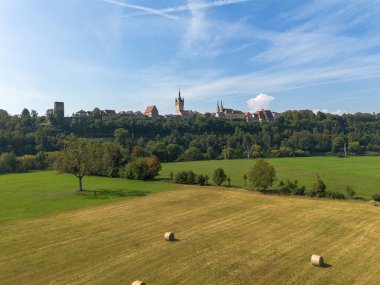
[0,171,176,221]
[0,186,379,285]
[159,157,380,198]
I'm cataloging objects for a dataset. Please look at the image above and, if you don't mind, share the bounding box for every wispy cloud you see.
[103,0,179,20]
[181,1,253,56]
[162,0,249,14]
[253,0,380,68]
[104,0,249,20]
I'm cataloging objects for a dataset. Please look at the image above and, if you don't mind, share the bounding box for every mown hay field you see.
[160,156,380,198]
[1,186,379,285]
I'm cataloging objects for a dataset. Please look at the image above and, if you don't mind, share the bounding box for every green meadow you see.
[160,156,380,198]
[0,171,176,221]
[1,156,378,223]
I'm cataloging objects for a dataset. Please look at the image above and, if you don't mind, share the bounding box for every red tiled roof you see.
[145,105,156,113]
[179,110,194,116]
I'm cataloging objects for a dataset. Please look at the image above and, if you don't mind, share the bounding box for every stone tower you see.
[54,102,64,118]
[175,90,184,115]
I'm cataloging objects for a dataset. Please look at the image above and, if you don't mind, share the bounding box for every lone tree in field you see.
[247,159,276,191]
[55,137,96,192]
[213,168,227,186]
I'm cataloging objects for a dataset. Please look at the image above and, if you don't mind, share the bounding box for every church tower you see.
[216,100,224,113]
[175,89,184,115]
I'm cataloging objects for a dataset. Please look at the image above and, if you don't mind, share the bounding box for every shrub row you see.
[372,194,380,201]
[0,151,51,174]
[174,171,209,186]
[278,177,347,199]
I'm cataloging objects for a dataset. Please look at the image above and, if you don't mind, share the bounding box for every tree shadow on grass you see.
[151,177,169,182]
[260,189,282,196]
[77,189,151,200]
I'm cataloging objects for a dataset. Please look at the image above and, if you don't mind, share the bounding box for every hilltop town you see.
[56,91,279,123]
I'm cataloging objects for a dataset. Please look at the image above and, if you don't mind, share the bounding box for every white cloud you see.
[312,109,347,115]
[182,0,208,53]
[247,93,275,112]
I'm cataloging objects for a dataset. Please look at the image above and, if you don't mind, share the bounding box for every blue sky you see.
[1,0,380,116]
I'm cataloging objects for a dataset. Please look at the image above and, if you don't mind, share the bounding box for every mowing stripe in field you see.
[0,186,379,284]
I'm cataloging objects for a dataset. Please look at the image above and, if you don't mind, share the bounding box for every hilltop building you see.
[118,110,135,118]
[215,100,244,120]
[175,90,195,118]
[144,105,159,119]
[73,110,89,118]
[65,94,279,122]
[54,102,64,118]
[134,111,146,119]
[101,109,117,120]
[214,100,278,123]
[256,109,274,122]
[175,90,184,114]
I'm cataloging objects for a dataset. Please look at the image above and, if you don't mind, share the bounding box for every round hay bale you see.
[132,281,146,285]
[311,254,324,267]
[164,232,175,241]
[369,200,377,206]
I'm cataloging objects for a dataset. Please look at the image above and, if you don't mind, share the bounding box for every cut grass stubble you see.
[0,186,379,284]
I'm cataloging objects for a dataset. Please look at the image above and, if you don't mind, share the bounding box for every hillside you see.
[1,186,379,284]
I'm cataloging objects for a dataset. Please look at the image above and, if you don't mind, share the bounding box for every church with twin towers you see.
[175,89,276,122]
[175,89,247,120]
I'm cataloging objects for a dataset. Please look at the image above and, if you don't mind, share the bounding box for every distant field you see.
[0,171,176,221]
[160,157,380,198]
[1,186,379,285]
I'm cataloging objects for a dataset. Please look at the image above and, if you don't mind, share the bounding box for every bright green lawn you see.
[0,171,176,222]
[160,156,380,198]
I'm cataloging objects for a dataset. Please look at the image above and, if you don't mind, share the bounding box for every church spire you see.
[178,89,182,100]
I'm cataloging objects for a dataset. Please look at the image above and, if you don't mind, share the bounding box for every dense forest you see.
[0,108,379,166]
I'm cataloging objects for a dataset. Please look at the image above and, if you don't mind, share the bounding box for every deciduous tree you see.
[247,159,276,191]
[213,168,227,186]
[55,137,97,191]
